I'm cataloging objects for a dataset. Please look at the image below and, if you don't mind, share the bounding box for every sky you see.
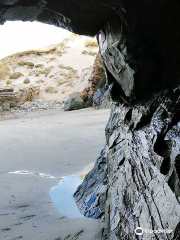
[0,21,72,60]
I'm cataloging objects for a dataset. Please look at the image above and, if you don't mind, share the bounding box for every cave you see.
[1,1,180,240]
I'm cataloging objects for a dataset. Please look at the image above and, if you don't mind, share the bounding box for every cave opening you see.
[0,17,110,240]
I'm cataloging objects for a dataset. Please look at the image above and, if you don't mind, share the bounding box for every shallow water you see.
[50,175,83,218]
[49,163,94,218]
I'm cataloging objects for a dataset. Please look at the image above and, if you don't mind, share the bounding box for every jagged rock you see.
[94,88,111,109]
[81,53,109,108]
[93,89,102,106]
[64,92,84,111]
[1,1,180,240]
[75,88,180,240]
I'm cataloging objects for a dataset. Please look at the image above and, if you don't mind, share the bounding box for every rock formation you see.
[64,92,84,111]
[81,53,111,109]
[1,1,180,239]
[0,85,40,111]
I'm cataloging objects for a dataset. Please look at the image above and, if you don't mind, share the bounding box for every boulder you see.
[64,92,84,111]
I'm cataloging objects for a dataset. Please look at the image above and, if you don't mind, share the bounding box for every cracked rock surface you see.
[75,88,180,240]
[1,1,180,239]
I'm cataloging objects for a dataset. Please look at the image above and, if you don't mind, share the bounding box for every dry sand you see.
[0,35,99,103]
[0,108,110,240]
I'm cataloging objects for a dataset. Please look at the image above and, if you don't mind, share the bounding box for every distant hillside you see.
[0,34,99,105]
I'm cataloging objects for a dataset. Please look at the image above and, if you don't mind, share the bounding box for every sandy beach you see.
[0,108,110,240]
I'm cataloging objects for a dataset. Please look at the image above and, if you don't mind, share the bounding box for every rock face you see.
[1,1,180,239]
[0,86,40,111]
[75,88,180,239]
[80,53,111,109]
[64,92,84,111]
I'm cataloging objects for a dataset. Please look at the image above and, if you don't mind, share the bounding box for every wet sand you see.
[0,108,110,240]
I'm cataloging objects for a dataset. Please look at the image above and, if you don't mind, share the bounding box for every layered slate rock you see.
[75,88,180,239]
[0,0,118,35]
[1,1,180,240]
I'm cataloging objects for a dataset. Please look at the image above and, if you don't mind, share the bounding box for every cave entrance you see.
[0,20,110,239]
[0,21,100,116]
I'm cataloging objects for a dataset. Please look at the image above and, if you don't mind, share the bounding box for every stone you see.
[64,92,84,111]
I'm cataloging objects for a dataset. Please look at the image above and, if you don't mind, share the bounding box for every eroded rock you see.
[75,87,180,240]
[1,1,180,240]
[64,92,84,111]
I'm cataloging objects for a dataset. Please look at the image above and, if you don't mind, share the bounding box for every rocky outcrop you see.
[81,53,111,109]
[0,0,117,36]
[0,86,40,111]
[75,88,180,239]
[64,92,84,111]
[75,7,180,238]
[1,1,180,240]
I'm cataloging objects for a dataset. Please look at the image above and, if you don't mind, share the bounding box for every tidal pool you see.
[50,175,83,218]
[49,164,94,218]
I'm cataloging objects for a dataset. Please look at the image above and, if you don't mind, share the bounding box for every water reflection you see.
[50,175,83,218]
[49,163,94,218]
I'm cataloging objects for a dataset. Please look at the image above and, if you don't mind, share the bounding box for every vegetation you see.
[58,64,77,73]
[84,39,98,48]
[23,78,30,84]
[59,72,79,80]
[35,79,44,84]
[9,72,23,79]
[6,79,12,85]
[35,66,53,77]
[18,61,34,68]
[0,59,10,81]
[45,86,58,94]
[35,64,44,68]
[82,50,97,56]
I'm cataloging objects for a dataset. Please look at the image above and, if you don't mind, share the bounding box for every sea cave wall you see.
[75,8,180,239]
[1,1,180,239]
